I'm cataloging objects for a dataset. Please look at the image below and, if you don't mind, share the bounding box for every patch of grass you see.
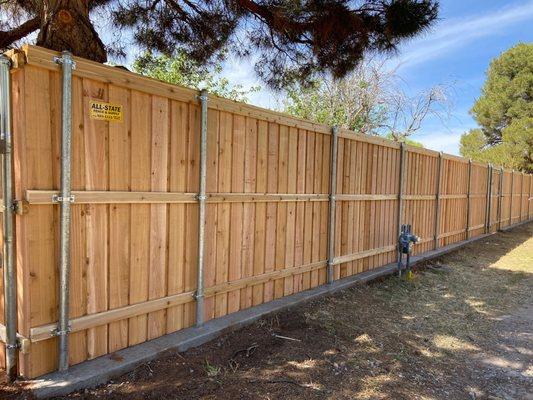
[204,360,221,378]
[506,271,527,285]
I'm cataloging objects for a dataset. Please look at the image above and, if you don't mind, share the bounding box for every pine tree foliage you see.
[1,0,438,88]
[460,43,532,172]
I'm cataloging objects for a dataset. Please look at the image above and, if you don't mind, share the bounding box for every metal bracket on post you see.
[51,325,71,337]
[54,55,77,70]
[55,51,75,372]
[326,126,339,284]
[3,333,30,355]
[195,89,208,327]
[52,194,76,203]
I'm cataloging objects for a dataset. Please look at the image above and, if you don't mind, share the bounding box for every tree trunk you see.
[37,0,107,63]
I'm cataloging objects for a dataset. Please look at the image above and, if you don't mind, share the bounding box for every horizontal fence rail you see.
[0,45,532,379]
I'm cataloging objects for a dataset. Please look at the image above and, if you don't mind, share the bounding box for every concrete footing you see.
[27,221,531,398]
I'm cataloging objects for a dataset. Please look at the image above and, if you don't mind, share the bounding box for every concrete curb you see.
[27,221,531,398]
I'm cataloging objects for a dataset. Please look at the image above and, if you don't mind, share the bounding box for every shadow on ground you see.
[2,223,532,400]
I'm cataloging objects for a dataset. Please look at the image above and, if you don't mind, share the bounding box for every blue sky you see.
[93,1,533,155]
[219,0,533,155]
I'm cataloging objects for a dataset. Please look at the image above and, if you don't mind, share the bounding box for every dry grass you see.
[2,223,532,400]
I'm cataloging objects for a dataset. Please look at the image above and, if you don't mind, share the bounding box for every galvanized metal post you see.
[55,51,75,371]
[1,55,17,381]
[497,167,504,231]
[527,175,533,219]
[396,143,406,263]
[434,152,442,249]
[487,164,492,233]
[485,165,493,233]
[326,126,339,284]
[195,89,208,326]
[509,170,514,226]
[466,159,472,239]
[518,172,524,222]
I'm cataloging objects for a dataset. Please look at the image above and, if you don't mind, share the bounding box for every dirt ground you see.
[2,222,532,400]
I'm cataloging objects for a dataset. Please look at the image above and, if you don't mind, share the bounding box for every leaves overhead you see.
[114,0,438,89]
[133,51,260,102]
[1,0,438,89]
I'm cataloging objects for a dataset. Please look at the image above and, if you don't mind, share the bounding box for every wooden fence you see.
[0,45,532,378]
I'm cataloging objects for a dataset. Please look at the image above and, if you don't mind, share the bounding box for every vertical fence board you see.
[25,66,58,377]
[68,76,88,365]
[252,121,268,305]
[128,91,151,346]
[107,85,131,353]
[147,96,169,339]
[228,115,244,312]
[166,100,189,332]
[241,117,257,308]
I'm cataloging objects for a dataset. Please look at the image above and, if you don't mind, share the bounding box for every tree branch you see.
[0,16,40,49]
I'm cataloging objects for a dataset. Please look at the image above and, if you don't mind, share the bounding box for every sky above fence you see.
[219,0,533,155]
[92,1,533,156]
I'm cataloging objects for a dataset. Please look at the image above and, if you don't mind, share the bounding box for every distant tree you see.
[460,43,532,172]
[1,1,439,88]
[460,129,516,168]
[133,52,260,102]
[384,133,424,147]
[283,62,389,134]
[283,59,449,143]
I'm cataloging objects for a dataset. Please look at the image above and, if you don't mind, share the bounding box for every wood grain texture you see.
[8,53,532,378]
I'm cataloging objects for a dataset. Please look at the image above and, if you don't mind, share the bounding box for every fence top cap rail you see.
[6,45,533,174]
[17,44,333,134]
[337,128,401,149]
[471,160,490,167]
[404,144,439,157]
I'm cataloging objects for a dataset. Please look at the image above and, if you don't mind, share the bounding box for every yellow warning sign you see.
[89,100,123,122]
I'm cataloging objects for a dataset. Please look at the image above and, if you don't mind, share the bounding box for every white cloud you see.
[412,129,467,155]
[221,55,283,108]
[395,1,533,69]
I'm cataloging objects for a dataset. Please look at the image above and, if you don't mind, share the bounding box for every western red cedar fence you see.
[0,45,531,379]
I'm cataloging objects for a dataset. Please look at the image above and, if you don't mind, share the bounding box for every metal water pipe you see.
[1,54,17,381]
[485,164,493,233]
[466,159,472,239]
[54,51,75,371]
[326,126,339,284]
[195,89,208,326]
[498,167,504,230]
[434,152,442,249]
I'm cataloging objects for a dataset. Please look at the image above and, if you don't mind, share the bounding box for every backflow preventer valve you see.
[397,224,420,278]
